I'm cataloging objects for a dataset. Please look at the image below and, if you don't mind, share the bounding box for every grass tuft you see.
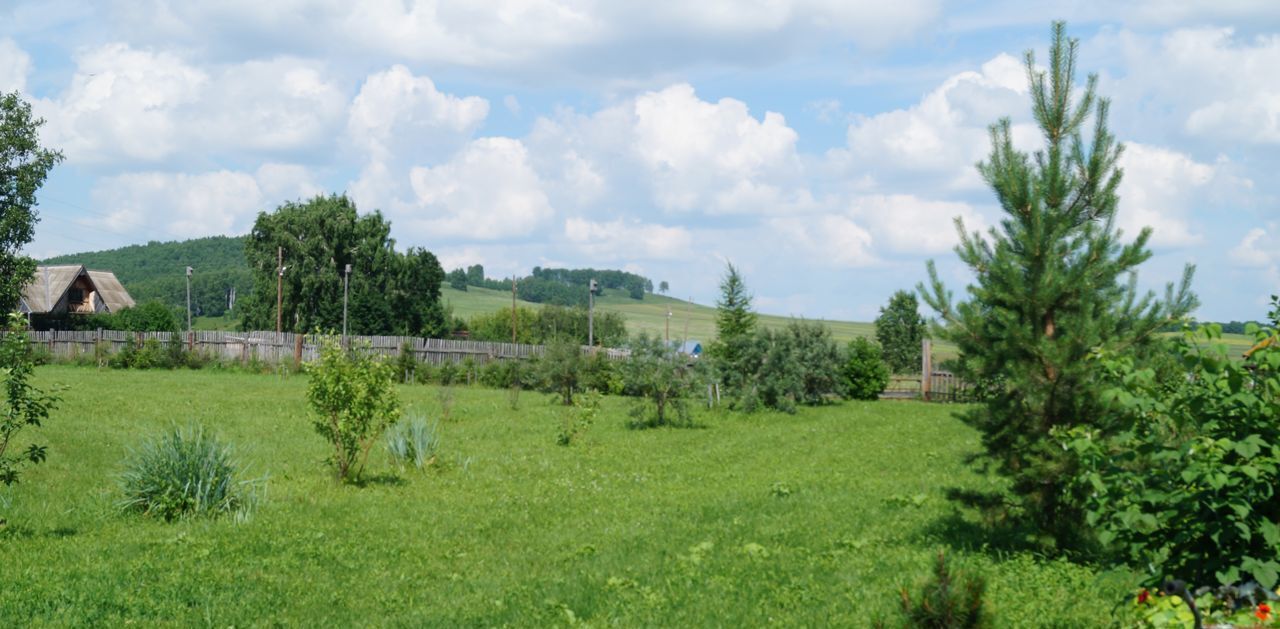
[119,424,263,522]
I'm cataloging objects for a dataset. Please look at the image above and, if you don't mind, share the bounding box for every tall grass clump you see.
[119,424,262,522]
[384,416,440,470]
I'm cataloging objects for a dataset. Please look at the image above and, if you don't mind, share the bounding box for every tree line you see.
[447,264,654,306]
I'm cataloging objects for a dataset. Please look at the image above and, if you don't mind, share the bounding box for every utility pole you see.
[588,278,597,347]
[511,275,517,343]
[185,266,193,333]
[665,307,671,346]
[343,263,352,338]
[276,247,284,335]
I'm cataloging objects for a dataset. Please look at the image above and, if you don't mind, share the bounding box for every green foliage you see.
[436,361,460,387]
[582,351,623,396]
[623,334,693,429]
[0,315,59,485]
[729,321,843,414]
[453,266,652,305]
[0,92,63,314]
[241,194,447,336]
[556,390,600,446]
[384,415,440,471]
[447,268,468,291]
[539,337,584,406]
[468,305,627,347]
[1130,584,1279,628]
[305,338,402,482]
[710,262,757,370]
[118,424,261,522]
[843,337,891,401]
[42,236,251,318]
[1060,321,1280,590]
[395,341,419,384]
[917,22,1197,546]
[886,553,990,628]
[94,300,182,333]
[875,291,926,374]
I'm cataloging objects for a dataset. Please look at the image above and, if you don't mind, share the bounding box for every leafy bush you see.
[436,361,460,386]
[395,341,419,384]
[875,290,926,374]
[384,416,440,471]
[582,351,623,395]
[306,338,402,482]
[0,315,59,486]
[539,337,583,406]
[624,334,693,428]
[728,320,843,413]
[557,390,600,446]
[1061,317,1280,590]
[119,424,261,521]
[881,553,990,628]
[843,337,890,401]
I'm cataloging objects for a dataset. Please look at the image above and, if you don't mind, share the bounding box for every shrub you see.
[843,337,890,401]
[1061,318,1280,590]
[540,337,583,406]
[437,361,460,386]
[875,290,926,374]
[395,341,419,384]
[884,553,990,628]
[0,315,59,486]
[306,338,402,482]
[384,415,440,471]
[119,424,261,521]
[728,320,844,413]
[557,390,600,446]
[582,351,623,395]
[624,334,693,428]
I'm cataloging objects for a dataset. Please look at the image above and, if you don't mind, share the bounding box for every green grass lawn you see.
[0,366,1133,626]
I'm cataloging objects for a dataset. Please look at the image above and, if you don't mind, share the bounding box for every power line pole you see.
[588,278,597,347]
[665,307,671,346]
[185,266,193,333]
[511,275,517,343]
[343,263,352,338]
[276,246,284,335]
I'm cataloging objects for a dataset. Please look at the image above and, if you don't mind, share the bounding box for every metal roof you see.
[86,270,136,312]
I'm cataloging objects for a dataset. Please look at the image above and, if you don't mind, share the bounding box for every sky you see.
[1,1,1278,323]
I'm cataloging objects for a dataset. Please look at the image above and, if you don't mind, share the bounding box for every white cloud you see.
[347,65,489,162]
[32,44,347,164]
[254,163,322,203]
[89,170,266,239]
[765,215,878,267]
[840,53,1035,192]
[0,38,31,93]
[563,217,693,260]
[404,137,553,240]
[850,194,986,254]
[1230,227,1278,268]
[1116,143,1223,248]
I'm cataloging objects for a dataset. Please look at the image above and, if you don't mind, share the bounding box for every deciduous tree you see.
[0,92,63,314]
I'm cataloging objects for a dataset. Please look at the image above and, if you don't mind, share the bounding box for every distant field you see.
[441,286,877,344]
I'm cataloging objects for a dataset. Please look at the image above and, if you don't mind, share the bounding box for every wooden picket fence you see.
[27,329,630,368]
[880,371,969,402]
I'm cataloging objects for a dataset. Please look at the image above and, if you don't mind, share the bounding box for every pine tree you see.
[918,22,1197,547]
[875,290,926,374]
[711,262,759,399]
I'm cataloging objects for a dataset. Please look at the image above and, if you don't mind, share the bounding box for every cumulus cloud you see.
[563,217,693,260]
[404,137,553,240]
[849,194,987,254]
[765,215,879,268]
[0,38,31,93]
[1115,143,1228,248]
[1230,226,1278,268]
[32,43,346,164]
[90,170,266,239]
[839,53,1036,192]
[347,65,489,161]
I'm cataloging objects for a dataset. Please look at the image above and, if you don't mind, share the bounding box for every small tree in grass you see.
[540,336,583,406]
[875,290,926,374]
[918,22,1197,547]
[306,337,401,482]
[624,333,693,428]
[0,314,59,486]
[843,337,890,401]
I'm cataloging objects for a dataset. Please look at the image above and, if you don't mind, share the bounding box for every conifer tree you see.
[919,22,1197,546]
[711,262,759,400]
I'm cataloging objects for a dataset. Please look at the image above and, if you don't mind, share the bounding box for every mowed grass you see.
[0,366,1132,626]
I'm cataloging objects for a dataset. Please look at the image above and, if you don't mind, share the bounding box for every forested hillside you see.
[40,236,251,317]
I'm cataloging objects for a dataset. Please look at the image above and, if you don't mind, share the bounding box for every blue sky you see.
[2,1,1278,322]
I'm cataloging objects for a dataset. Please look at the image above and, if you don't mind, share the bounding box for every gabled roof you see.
[86,270,136,312]
[20,265,136,314]
[20,265,84,314]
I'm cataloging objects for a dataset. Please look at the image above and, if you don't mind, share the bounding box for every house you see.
[677,340,702,358]
[19,265,136,328]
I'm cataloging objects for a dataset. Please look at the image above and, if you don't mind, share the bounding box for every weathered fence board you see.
[27,329,627,367]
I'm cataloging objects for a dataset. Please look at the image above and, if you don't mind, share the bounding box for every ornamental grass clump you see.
[119,424,262,522]
[384,415,440,471]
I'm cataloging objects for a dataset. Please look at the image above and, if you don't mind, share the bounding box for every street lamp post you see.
[185,266,193,334]
[343,263,352,338]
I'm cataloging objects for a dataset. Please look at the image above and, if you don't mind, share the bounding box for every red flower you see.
[1137,589,1150,604]
[1258,602,1272,621]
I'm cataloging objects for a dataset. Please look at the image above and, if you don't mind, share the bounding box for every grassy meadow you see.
[0,366,1136,626]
